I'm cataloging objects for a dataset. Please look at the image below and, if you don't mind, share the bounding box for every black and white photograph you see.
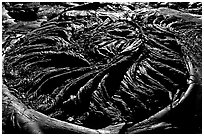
[2,2,202,134]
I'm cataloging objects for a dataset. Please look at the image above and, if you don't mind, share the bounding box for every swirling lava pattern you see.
[3,9,190,129]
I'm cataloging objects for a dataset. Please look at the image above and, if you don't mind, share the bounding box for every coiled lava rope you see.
[2,7,200,133]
